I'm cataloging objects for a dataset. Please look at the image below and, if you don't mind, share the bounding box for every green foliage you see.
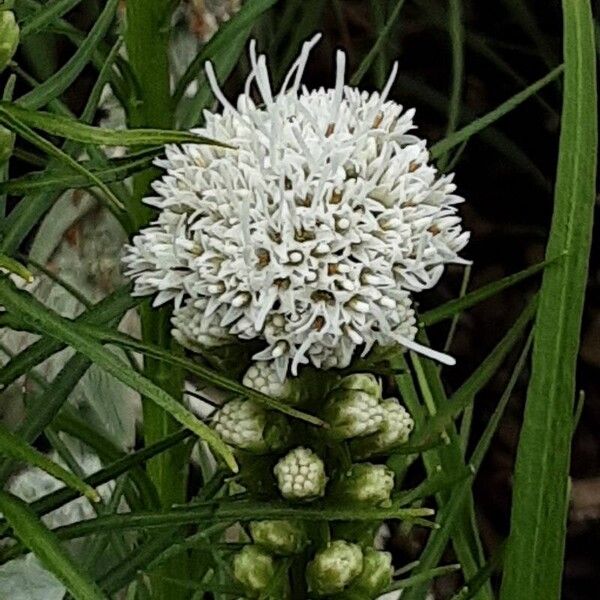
[0,1,596,598]
[500,1,598,598]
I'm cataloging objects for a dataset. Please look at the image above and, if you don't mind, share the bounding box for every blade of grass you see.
[0,422,100,502]
[0,148,158,195]
[0,107,127,215]
[438,0,464,171]
[0,285,140,389]
[0,102,228,147]
[413,298,536,446]
[17,0,118,110]
[420,258,552,326]
[430,64,564,159]
[500,2,597,598]
[0,278,238,473]
[350,0,406,85]
[19,0,83,38]
[173,0,278,105]
[0,254,33,282]
[78,323,326,427]
[0,490,107,600]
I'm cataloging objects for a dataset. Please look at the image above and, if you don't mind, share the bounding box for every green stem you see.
[124,3,188,598]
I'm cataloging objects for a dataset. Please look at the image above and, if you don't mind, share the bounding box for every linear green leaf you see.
[430,65,564,159]
[20,0,83,37]
[79,324,326,427]
[0,106,126,213]
[50,502,435,541]
[0,254,33,282]
[0,279,238,473]
[0,149,158,195]
[0,491,107,600]
[17,0,118,110]
[0,422,100,502]
[0,102,229,147]
[0,285,139,389]
[420,259,551,326]
[21,430,190,524]
[413,298,536,446]
[350,0,406,85]
[501,2,597,598]
[173,0,278,104]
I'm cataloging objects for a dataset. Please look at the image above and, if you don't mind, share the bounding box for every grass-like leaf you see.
[0,105,127,213]
[0,278,238,473]
[0,285,139,389]
[349,0,406,85]
[173,0,278,105]
[500,2,598,598]
[17,0,118,110]
[0,254,33,282]
[420,259,552,326]
[78,324,327,427]
[0,422,100,502]
[430,64,564,159]
[19,0,83,38]
[413,298,536,446]
[0,102,229,148]
[0,148,158,195]
[0,490,107,600]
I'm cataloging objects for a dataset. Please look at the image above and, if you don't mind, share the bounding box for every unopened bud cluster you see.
[215,369,414,598]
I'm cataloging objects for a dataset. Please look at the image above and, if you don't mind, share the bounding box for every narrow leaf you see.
[17,0,119,110]
[0,102,229,148]
[430,65,564,159]
[0,491,107,600]
[0,422,99,502]
[501,2,597,598]
[0,279,238,473]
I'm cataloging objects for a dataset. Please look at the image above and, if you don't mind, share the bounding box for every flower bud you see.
[250,520,308,555]
[332,463,394,506]
[322,389,384,440]
[233,544,276,597]
[0,125,14,164]
[335,373,381,398]
[350,398,414,458]
[0,11,19,72]
[243,361,294,400]
[306,540,363,596]
[213,399,291,454]
[342,549,393,598]
[273,447,327,501]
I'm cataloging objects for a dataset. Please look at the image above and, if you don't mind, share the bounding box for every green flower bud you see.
[250,520,308,555]
[306,540,363,596]
[273,447,327,501]
[351,398,414,458]
[243,361,293,399]
[0,11,19,72]
[342,549,393,598]
[0,125,15,164]
[233,545,276,597]
[335,373,381,398]
[322,389,384,441]
[332,463,395,506]
[213,399,291,454]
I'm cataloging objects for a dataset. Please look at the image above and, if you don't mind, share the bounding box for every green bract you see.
[0,11,19,72]
[306,540,364,596]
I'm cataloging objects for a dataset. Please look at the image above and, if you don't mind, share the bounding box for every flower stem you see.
[124,2,188,598]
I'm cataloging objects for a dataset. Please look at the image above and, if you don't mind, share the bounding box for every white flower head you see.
[123,35,469,380]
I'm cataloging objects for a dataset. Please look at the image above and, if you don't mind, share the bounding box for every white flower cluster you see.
[122,35,469,380]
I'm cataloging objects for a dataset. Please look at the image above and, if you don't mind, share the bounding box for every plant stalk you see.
[124,2,188,598]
